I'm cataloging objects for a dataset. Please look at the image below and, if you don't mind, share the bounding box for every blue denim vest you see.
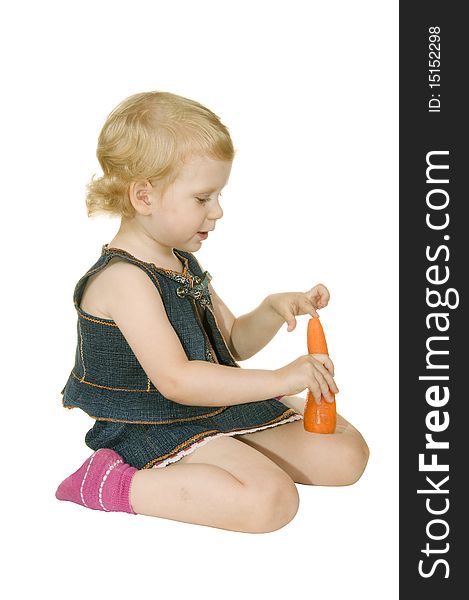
[61,244,240,423]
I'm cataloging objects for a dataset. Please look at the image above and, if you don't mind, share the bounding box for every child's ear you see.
[129,180,152,213]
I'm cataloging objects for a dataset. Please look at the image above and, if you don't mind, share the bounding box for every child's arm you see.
[103,262,336,407]
[208,282,284,361]
[210,282,329,361]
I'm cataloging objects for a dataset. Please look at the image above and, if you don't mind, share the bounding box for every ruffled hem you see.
[147,412,303,469]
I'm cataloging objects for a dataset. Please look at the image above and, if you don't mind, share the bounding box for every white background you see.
[1,1,398,598]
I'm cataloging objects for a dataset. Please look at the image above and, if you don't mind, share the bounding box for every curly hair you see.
[86,91,236,218]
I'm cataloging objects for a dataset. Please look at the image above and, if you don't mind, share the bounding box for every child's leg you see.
[56,437,300,534]
[129,435,299,533]
[233,395,370,486]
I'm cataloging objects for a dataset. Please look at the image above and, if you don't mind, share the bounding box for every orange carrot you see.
[304,317,337,434]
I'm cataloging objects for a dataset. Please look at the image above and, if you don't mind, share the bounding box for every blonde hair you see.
[86,91,236,218]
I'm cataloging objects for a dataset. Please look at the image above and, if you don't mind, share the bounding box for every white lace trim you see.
[151,412,303,469]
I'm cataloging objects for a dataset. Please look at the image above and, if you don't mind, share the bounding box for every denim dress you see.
[61,243,303,469]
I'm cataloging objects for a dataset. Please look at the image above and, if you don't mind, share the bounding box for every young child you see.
[56,91,369,533]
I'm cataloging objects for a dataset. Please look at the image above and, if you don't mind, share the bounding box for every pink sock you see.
[55,449,138,514]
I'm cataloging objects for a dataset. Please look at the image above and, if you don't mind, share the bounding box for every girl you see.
[56,91,369,533]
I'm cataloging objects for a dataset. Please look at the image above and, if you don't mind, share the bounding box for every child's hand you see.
[267,284,330,332]
[274,353,338,403]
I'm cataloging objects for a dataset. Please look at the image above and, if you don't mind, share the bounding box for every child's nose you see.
[208,199,223,220]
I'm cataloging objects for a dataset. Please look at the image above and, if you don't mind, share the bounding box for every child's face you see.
[147,154,232,252]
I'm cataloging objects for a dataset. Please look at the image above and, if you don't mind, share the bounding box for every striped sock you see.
[55,448,138,514]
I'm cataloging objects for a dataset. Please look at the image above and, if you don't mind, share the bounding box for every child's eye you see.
[196,193,223,205]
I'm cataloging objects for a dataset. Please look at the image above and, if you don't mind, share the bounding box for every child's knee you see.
[245,471,300,533]
[339,435,370,486]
